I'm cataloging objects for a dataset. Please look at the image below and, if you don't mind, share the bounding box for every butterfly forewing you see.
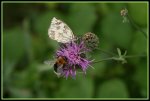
[48,17,74,43]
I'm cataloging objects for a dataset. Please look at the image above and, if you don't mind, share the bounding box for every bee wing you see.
[38,60,55,72]
[44,60,55,65]
[48,17,74,43]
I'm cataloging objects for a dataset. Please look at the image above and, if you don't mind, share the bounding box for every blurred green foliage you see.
[2,2,148,99]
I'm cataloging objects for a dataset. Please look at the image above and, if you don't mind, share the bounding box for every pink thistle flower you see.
[56,41,93,79]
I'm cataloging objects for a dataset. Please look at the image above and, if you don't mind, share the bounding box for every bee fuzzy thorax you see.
[56,56,67,65]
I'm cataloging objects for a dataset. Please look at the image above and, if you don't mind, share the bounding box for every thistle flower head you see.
[82,32,99,50]
[120,8,128,16]
[56,41,92,79]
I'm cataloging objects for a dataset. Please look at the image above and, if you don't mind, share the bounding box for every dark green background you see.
[2,2,148,98]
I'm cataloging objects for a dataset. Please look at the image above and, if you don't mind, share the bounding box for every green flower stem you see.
[92,54,147,64]
[127,14,147,39]
[92,57,114,64]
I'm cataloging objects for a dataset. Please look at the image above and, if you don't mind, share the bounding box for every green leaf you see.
[133,61,147,97]
[128,3,148,27]
[3,27,26,64]
[117,48,122,57]
[3,27,26,81]
[131,30,147,54]
[97,3,110,16]
[56,76,93,98]
[97,79,129,98]
[68,3,96,36]
[9,88,33,98]
[11,63,39,88]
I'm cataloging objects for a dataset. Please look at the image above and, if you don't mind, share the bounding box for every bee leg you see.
[54,71,61,78]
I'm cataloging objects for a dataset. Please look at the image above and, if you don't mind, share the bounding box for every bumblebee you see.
[51,56,68,77]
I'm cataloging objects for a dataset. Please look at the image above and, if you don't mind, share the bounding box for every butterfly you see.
[48,17,75,43]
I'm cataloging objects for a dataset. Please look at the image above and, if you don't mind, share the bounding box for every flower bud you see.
[82,32,99,50]
[120,8,128,16]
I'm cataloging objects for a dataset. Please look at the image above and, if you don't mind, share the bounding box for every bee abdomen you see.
[54,63,58,72]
